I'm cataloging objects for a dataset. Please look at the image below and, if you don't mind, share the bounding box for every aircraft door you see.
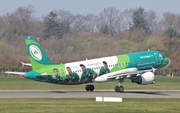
[58,67,66,78]
[154,53,161,65]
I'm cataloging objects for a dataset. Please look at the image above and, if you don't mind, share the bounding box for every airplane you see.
[5,36,171,93]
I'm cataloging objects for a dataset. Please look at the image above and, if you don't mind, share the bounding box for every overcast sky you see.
[0,0,179,18]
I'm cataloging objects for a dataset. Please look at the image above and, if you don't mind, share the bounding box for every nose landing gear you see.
[115,85,124,93]
[114,78,124,93]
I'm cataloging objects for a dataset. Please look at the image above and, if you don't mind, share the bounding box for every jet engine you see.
[131,72,155,85]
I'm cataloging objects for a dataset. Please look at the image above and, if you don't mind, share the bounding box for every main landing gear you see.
[85,84,94,91]
[114,79,124,93]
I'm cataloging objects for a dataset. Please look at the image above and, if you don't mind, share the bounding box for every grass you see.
[0,77,179,113]
[0,76,180,90]
[0,98,179,113]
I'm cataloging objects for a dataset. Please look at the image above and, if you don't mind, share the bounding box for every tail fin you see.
[24,36,55,70]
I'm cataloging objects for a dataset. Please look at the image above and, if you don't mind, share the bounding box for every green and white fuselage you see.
[24,36,170,84]
[5,36,171,92]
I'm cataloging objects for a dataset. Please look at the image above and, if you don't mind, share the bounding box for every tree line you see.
[0,5,180,40]
[0,5,180,75]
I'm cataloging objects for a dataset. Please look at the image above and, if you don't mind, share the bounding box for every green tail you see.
[24,36,55,70]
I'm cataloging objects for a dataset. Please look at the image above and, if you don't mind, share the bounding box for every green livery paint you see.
[99,67,110,76]
[111,55,130,72]
[22,36,170,87]
[25,36,66,80]
[80,68,95,82]
[25,36,55,70]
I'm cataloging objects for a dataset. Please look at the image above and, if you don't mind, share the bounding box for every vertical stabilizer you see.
[24,36,55,70]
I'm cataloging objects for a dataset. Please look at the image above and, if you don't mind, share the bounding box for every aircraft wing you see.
[107,68,155,80]
[107,68,138,79]
[4,71,26,75]
[95,67,155,82]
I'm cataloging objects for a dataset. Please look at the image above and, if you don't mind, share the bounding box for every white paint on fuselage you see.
[64,56,118,79]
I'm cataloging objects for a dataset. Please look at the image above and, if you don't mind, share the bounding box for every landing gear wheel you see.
[115,86,120,92]
[85,85,90,91]
[119,86,124,92]
[89,85,94,91]
[85,84,95,91]
[114,86,124,93]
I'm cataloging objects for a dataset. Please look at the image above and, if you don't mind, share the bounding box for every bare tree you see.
[71,14,98,33]
[56,9,73,22]
[146,10,159,34]
[120,8,135,30]
[71,14,85,32]
[0,5,42,39]
[82,14,99,32]
[1,12,23,39]
[99,7,121,36]
[0,16,6,29]
[56,9,74,31]
[0,16,8,38]
[13,5,36,35]
[160,12,180,35]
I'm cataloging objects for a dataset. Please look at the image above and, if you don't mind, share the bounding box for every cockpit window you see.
[159,52,165,58]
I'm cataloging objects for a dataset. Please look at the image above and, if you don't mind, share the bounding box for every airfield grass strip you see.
[0,76,180,90]
[0,98,179,113]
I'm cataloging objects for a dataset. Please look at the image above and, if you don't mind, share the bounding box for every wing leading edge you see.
[94,67,156,82]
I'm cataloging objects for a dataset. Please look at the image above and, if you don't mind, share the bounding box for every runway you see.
[0,90,180,98]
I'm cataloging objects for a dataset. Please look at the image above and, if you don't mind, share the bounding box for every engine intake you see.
[131,72,155,85]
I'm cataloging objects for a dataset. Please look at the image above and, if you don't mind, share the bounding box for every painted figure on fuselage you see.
[80,64,97,83]
[64,67,79,84]
[99,61,110,76]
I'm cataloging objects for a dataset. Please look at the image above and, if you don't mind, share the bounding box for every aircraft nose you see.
[167,58,171,67]
[158,57,171,70]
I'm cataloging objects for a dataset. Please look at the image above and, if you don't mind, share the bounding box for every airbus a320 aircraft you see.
[5,36,171,93]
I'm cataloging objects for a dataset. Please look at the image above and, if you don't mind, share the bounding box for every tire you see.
[114,86,120,92]
[89,85,94,91]
[114,86,124,93]
[119,86,124,93]
[85,85,90,91]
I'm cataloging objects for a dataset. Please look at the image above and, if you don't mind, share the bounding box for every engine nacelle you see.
[131,72,155,85]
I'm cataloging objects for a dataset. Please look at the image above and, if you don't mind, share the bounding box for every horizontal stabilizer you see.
[4,71,26,75]
[21,62,32,67]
